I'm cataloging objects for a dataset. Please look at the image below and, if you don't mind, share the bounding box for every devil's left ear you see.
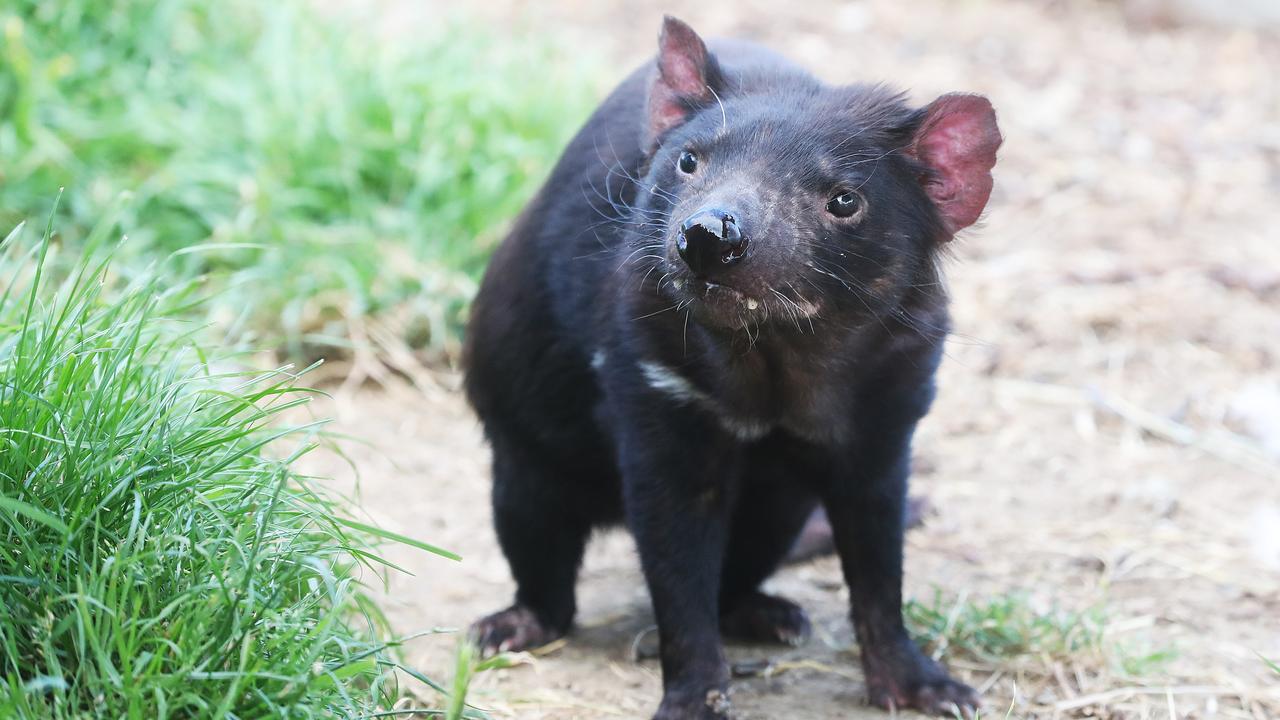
[908,93,1002,236]
[645,16,722,150]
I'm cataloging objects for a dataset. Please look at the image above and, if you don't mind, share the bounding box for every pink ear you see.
[910,94,1002,235]
[646,16,716,146]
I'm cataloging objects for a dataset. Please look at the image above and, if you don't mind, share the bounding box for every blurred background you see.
[3,0,1278,717]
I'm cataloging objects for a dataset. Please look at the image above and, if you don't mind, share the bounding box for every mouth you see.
[664,272,823,329]
[693,278,759,310]
[668,275,761,323]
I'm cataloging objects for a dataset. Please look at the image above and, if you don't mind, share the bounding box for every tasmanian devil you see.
[464,16,1001,719]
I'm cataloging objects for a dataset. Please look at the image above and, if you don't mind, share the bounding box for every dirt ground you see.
[296,0,1280,717]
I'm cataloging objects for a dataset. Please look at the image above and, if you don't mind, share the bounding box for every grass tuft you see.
[906,589,1177,692]
[906,590,1107,665]
[442,642,529,720]
[0,216,451,717]
[1,0,598,360]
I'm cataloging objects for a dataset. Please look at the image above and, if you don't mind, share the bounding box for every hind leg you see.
[471,435,595,655]
[719,442,818,646]
[784,495,934,564]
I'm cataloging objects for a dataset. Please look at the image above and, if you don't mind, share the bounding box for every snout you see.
[676,208,749,276]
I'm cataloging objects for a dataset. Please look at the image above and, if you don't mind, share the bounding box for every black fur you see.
[465,19,997,719]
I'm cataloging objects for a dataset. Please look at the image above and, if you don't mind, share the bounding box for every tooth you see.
[746,298,759,310]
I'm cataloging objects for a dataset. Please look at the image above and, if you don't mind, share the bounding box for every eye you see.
[677,150,699,174]
[826,190,865,219]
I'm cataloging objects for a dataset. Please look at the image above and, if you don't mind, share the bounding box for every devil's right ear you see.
[645,16,721,150]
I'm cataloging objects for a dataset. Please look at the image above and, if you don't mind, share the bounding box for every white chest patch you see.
[637,360,772,441]
[638,361,711,405]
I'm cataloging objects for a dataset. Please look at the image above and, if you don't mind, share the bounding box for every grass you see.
[0,214,461,717]
[905,590,1183,715]
[0,2,591,714]
[441,641,528,720]
[906,589,1176,677]
[1,0,597,361]
[906,589,1109,666]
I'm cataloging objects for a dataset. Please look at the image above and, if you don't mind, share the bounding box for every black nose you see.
[676,208,748,276]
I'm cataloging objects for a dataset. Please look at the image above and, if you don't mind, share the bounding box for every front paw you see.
[863,637,980,717]
[469,604,565,657]
[653,687,733,720]
[868,674,980,717]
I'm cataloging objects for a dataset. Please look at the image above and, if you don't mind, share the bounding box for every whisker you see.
[631,302,681,321]
[707,85,728,132]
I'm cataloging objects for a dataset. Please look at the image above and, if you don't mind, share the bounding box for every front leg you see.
[824,378,980,717]
[606,368,740,720]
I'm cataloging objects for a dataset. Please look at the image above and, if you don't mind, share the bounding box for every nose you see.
[676,208,749,276]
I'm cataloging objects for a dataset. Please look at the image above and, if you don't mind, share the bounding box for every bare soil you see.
[297,0,1280,717]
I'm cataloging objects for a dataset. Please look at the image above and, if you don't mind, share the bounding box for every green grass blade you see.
[0,496,70,534]
[333,517,462,562]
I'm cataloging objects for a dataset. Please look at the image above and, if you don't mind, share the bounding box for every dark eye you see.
[677,150,699,174]
[826,190,865,219]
